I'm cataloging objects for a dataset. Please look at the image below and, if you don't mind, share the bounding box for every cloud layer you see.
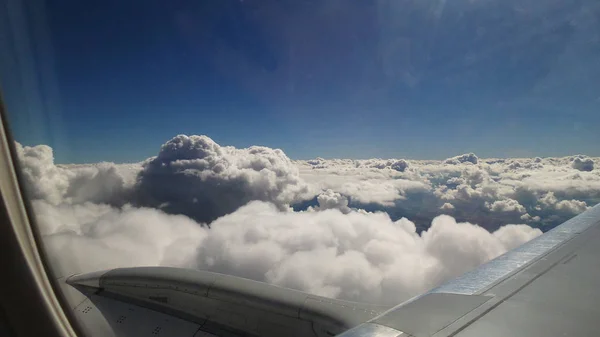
[34,196,539,305]
[297,154,600,231]
[18,135,599,305]
[191,201,539,304]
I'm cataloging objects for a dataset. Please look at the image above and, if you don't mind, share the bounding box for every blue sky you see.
[1,0,599,163]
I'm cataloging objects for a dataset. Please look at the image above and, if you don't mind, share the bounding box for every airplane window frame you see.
[0,96,82,337]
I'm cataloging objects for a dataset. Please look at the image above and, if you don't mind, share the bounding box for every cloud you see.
[191,204,541,304]
[486,198,526,214]
[444,153,479,165]
[297,160,429,207]
[301,154,600,230]
[492,224,544,251]
[16,143,135,206]
[355,158,410,172]
[539,192,589,215]
[34,198,541,305]
[309,189,351,214]
[35,200,208,278]
[390,159,409,172]
[572,156,594,171]
[19,138,598,233]
[134,135,309,222]
[16,143,70,204]
[18,137,595,306]
[440,202,455,210]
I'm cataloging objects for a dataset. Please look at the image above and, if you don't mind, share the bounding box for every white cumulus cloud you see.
[572,156,594,171]
[487,199,526,214]
[193,205,540,304]
[19,136,592,306]
[310,189,351,214]
[16,143,135,206]
[444,153,479,165]
[440,202,455,210]
[135,135,309,222]
[298,154,600,230]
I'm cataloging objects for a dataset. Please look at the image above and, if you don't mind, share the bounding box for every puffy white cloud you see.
[572,156,594,171]
[135,135,309,222]
[305,157,329,169]
[390,159,409,172]
[520,213,541,222]
[16,137,593,306]
[440,202,455,210]
[297,160,429,208]
[554,199,588,214]
[298,154,600,230]
[33,197,542,305]
[19,137,598,232]
[444,153,479,165]
[539,192,589,215]
[310,189,351,214]
[487,199,526,214]
[190,203,540,304]
[16,143,135,206]
[420,215,539,287]
[16,143,69,204]
[36,200,208,278]
[492,224,543,251]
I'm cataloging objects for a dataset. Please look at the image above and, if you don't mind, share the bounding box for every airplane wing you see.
[59,267,390,337]
[60,203,600,337]
[339,202,600,337]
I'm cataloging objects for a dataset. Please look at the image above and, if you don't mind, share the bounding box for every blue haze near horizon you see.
[1,0,599,163]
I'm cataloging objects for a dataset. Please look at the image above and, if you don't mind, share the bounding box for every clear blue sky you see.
[1,0,599,163]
